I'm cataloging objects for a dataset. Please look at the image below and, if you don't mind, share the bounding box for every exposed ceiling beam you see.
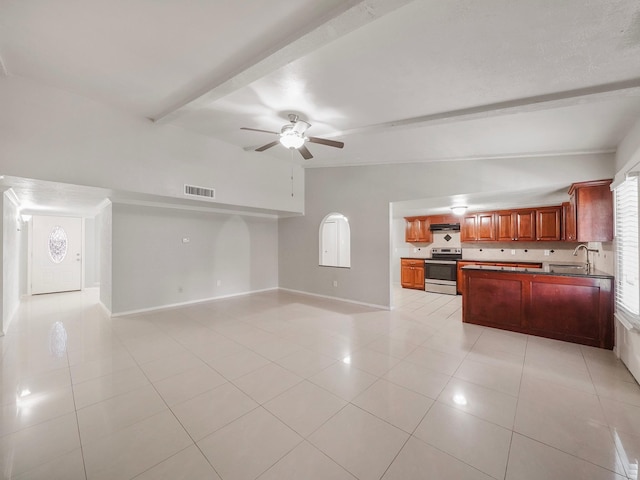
[328,78,640,138]
[151,0,417,123]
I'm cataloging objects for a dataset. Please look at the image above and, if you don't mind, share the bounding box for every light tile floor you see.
[1,287,639,479]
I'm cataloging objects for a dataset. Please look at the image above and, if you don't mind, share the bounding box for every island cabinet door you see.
[463,273,524,327]
[525,276,613,348]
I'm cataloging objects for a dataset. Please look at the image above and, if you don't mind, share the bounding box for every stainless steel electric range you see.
[424,247,462,295]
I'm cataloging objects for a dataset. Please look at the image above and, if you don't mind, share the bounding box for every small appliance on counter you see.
[424,247,462,295]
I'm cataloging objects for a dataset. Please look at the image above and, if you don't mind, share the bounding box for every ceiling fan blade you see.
[255,140,280,152]
[241,127,279,135]
[298,145,313,160]
[308,136,345,149]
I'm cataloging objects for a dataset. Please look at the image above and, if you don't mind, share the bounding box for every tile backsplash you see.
[431,231,461,249]
[461,241,614,274]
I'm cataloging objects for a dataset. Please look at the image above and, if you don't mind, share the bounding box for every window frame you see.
[614,173,640,330]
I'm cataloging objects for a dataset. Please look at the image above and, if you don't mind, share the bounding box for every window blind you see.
[615,175,640,328]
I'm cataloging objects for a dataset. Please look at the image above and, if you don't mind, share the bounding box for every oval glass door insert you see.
[48,225,68,263]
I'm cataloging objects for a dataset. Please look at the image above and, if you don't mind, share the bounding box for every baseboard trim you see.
[98,301,112,317]
[278,287,389,310]
[111,287,279,317]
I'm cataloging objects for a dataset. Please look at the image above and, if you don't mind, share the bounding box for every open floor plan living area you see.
[2,1,640,479]
[1,287,639,479]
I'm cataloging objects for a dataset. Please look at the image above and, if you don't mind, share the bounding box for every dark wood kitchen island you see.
[461,265,614,349]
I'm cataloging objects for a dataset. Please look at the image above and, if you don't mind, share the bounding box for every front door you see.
[31,216,82,294]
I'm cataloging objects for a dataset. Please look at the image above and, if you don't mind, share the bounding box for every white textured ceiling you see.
[1,0,640,165]
[1,0,640,210]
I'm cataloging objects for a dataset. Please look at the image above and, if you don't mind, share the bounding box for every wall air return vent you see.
[184,184,216,200]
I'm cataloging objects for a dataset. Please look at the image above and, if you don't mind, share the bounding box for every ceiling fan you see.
[241,114,344,160]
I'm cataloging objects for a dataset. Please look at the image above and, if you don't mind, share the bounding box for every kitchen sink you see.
[548,264,587,269]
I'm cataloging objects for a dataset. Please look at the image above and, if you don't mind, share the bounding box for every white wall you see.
[97,202,112,313]
[614,117,640,382]
[279,154,615,307]
[0,192,5,333]
[83,217,99,288]
[111,203,278,314]
[0,75,304,215]
[2,190,23,333]
[0,74,301,317]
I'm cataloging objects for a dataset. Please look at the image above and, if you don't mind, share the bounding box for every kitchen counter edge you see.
[461,264,613,279]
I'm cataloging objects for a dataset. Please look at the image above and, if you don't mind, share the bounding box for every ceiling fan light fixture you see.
[279,131,305,149]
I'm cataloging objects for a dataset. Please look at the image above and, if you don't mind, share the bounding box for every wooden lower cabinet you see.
[401,259,425,290]
[456,261,542,295]
[462,269,614,349]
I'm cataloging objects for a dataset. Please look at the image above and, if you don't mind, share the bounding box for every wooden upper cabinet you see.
[568,179,613,242]
[404,217,432,243]
[497,209,536,241]
[496,211,514,241]
[514,210,537,241]
[461,212,501,241]
[477,212,496,241]
[536,207,562,241]
[428,214,458,224]
[562,201,576,241]
[461,215,478,242]
[408,186,611,244]
[405,217,420,242]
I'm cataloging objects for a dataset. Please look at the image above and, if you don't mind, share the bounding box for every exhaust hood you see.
[430,223,461,232]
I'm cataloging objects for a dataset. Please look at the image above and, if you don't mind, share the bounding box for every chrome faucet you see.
[572,243,599,271]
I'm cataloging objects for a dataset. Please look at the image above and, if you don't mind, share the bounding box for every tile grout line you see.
[113,323,229,480]
[512,338,629,479]
[582,345,632,478]
[66,343,89,480]
[502,333,531,480]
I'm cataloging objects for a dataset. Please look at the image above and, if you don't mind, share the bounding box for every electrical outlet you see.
[511,249,516,255]
[544,250,550,256]
[333,280,338,287]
